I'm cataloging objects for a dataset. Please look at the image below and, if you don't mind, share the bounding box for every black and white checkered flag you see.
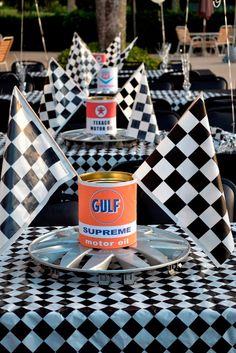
[127,70,159,143]
[39,58,86,136]
[66,32,100,91]
[0,87,77,253]
[105,34,121,66]
[134,95,234,266]
[115,63,145,120]
[116,37,138,70]
[38,76,57,133]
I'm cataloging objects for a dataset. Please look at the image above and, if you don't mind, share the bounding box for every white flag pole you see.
[34,0,48,63]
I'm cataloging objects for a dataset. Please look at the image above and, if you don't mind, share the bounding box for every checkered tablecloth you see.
[151,90,228,112]
[0,224,235,353]
[119,69,162,79]
[0,133,5,156]
[57,139,155,194]
[0,90,43,104]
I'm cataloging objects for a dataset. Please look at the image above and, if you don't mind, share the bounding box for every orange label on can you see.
[78,178,137,249]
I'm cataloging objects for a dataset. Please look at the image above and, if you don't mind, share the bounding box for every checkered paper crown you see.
[103,37,138,71]
[105,34,121,66]
[0,87,77,254]
[116,37,138,70]
[126,69,159,144]
[115,63,145,121]
[134,95,234,266]
[39,57,86,136]
[66,32,100,91]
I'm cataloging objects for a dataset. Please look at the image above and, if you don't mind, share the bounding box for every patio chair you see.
[11,60,45,74]
[0,98,11,133]
[0,36,14,71]
[221,177,236,222]
[205,95,236,110]
[154,110,180,131]
[205,25,234,55]
[207,106,235,132]
[31,188,78,226]
[0,72,20,94]
[175,26,203,55]
[31,199,78,226]
[152,98,172,111]
[148,78,173,90]
[190,76,228,90]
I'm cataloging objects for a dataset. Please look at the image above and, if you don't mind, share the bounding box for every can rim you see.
[79,171,134,183]
[86,96,115,101]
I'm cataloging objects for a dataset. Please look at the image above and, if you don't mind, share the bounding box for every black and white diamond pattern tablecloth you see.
[119,69,162,79]
[0,90,43,104]
[0,224,235,353]
[150,90,228,112]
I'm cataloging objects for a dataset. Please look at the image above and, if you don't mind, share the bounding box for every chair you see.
[158,72,184,90]
[206,25,234,55]
[0,72,20,94]
[31,200,79,226]
[207,106,236,132]
[221,177,236,222]
[152,98,172,111]
[31,190,78,226]
[158,70,202,90]
[154,110,180,131]
[175,26,203,55]
[11,60,45,74]
[148,78,173,90]
[0,98,11,133]
[0,36,14,71]
[190,76,228,90]
[167,60,183,72]
[24,74,35,92]
[205,95,236,110]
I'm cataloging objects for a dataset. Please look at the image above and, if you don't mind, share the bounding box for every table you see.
[151,90,228,112]
[56,134,236,197]
[0,90,43,105]
[0,224,235,353]
[119,69,162,79]
[0,90,227,115]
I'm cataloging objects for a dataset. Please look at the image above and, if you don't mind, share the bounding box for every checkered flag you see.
[38,75,57,133]
[127,70,159,143]
[115,63,145,120]
[116,37,138,70]
[105,34,121,66]
[39,58,86,136]
[134,95,234,266]
[0,87,77,253]
[66,32,100,91]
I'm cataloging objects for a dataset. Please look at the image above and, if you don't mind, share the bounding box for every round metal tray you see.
[61,128,136,144]
[29,226,190,284]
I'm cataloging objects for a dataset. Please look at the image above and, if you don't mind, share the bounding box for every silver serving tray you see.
[60,128,136,144]
[29,226,190,284]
